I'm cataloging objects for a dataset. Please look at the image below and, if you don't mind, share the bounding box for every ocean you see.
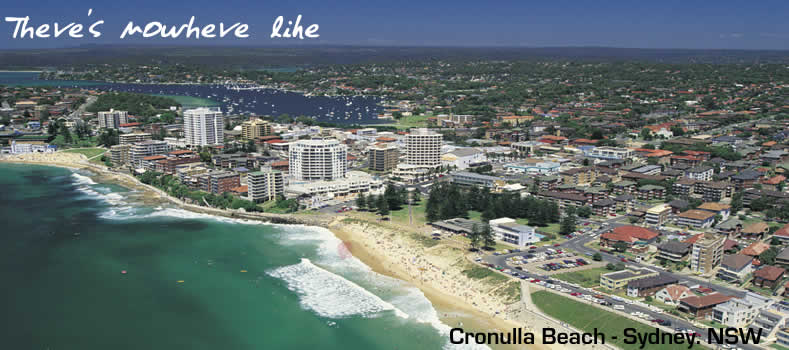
[0,72,385,124]
[0,163,490,350]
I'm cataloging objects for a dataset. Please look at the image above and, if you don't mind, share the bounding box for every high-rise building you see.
[405,128,442,167]
[289,139,347,181]
[690,233,725,273]
[97,109,128,129]
[184,108,224,146]
[368,143,399,172]
[130,140,171,168]
[241,118,271,140]
[248,169,284,202]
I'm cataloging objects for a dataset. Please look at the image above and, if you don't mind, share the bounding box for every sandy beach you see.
[1,151,587,350]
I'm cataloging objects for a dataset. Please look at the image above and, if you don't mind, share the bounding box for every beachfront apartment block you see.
[404,128,442,167]
[119,132,153,145]
[196,171,240,195]
[130,140,171,169]
[184,107,224,146]
[489,217,540,246]
[241,118,272,141]
[690,233,725,273]
[98,109,128,129]
[289,139,348,181]
[110,144,131,165]
[248,170,284,202]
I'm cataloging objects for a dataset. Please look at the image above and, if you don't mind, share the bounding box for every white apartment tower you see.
[97,109,129,129]
[405,128,442,167]
[289,139,347,181]
[184,108,224,147]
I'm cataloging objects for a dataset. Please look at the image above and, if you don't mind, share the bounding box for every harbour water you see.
[0,163,489,350]
[0,71,385,124]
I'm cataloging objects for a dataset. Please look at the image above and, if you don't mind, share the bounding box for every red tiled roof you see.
[119,122,142,127]
[600,225,659,243]
[142,155,166,161]
[169,150,193,155]
[754,266,785,281]
[741,242,770,256]
[266,139,288,144]
[680,293,732,308]
[774,224,789,238]
[230,185,248,193]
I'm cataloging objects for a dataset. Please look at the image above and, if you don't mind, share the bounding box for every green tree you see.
[481,224,495,249]
[377,195,390,217]
[469,223,482,251]
[356,193,367,210]
[593,253,602,261]
[613,241,629,253]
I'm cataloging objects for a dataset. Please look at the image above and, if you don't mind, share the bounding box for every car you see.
[515,266,523,270]
[530,246,537,249]
[584,222,590,226]
[553,244,561,247]
[620,258,628,262]
[530,279,540,283]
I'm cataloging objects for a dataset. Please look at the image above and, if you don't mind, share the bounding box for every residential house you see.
[678,293,733,318]
[656,284,693,306]
[753,266,786,290]
[626,274,679,297]
[741,242,771,258]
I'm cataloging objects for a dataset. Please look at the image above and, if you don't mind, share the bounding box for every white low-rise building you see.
[489,217,541,246]
[285,171,383,207]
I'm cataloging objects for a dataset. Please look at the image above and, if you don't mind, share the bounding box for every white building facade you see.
[184,108,224,147]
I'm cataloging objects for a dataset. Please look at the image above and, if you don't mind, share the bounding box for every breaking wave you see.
[267,258,408,319]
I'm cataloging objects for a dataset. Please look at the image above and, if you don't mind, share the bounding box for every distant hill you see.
[1,45,788,68]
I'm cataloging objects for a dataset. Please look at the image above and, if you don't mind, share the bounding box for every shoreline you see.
[1,152,575,350]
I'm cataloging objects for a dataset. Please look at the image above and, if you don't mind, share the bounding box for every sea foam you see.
[267,258,408,319]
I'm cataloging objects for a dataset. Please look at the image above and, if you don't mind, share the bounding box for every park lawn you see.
[771,344,789,350]
[366,114,431,130]
[531,291,688,350]
[388,201,427,225]
[552,267,608,288]
[63,147,106,160]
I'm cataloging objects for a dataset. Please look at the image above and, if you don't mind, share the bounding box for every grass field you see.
[531,291,689,350]
[388,201,427,225]
[63,147,106,159]
[366,114,430,130]
[552,267,608,287]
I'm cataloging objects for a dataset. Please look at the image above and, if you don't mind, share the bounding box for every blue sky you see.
[1,0,788,49]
